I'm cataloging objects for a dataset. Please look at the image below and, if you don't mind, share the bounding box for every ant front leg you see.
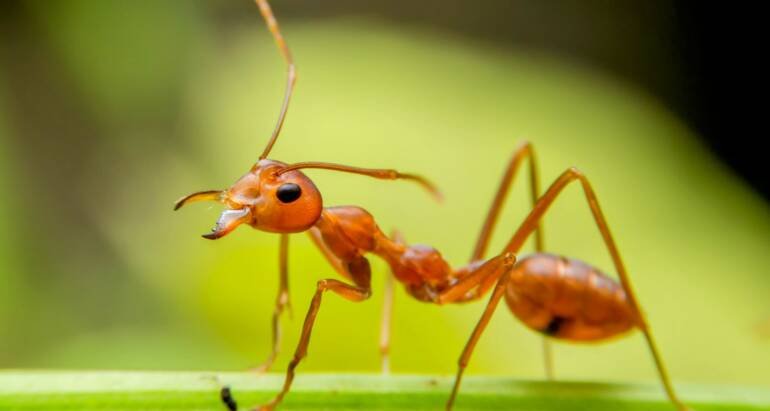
[448,167,690,411]
[250,257,373,411]
[309,226,394,374]
[470,141,554,379]
[254,234,291,373]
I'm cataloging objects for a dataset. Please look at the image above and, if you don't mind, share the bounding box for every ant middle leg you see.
[379,271,395,374]
[378,230,404,374]
[448,167,689,410]
[469,141,554,379]
[254,234,292,373]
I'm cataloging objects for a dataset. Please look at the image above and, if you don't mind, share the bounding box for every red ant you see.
[174,1,691,410]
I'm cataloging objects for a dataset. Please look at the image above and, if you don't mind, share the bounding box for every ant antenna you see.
[255,0,296,160]
[277,162,443,202]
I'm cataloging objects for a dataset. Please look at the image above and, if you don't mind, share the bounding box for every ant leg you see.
[379,271,394,374]
[254,0,297,159]
[307,228,349,278]
[378,230,404,374]
[541,337,554,381]
[254,234,291,373]
[471,141,542,261]
[500,167,689,411]
[256,271,372,411]
[445,252,517,410]
[437,253,517,304]
[467,141,554,379]
[311,226,396,374]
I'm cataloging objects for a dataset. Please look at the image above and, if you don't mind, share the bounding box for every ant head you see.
[175,124,440,241]
[175,159,322,239]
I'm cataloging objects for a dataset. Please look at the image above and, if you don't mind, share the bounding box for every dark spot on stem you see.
[221,386,237,411]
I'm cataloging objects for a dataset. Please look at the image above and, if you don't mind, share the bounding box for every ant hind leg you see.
[445,252,517,410]
[450,167,689,411]
[501,167,689,411]
[469,141,554,379]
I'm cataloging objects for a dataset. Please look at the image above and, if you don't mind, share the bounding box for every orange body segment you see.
[313,206,454,290]
[506,253,637,341]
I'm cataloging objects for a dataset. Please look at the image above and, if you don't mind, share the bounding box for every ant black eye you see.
[276,183,302,203]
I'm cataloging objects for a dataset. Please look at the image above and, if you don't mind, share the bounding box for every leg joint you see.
[567,166,583,177]
[502,252,517,268]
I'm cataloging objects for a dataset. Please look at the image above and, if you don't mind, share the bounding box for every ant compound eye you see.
[276,183,302,203]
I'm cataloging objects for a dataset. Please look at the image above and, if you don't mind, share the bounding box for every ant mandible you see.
[174,1,691,410]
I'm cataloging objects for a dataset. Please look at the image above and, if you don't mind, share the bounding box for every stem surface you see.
[1,371,768,410]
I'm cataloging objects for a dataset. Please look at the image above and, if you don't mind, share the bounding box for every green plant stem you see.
[0,371,768,410]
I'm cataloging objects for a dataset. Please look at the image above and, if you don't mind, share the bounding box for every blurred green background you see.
[1,0,768,388]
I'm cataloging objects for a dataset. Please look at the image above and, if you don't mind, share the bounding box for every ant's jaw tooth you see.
[202,232,220,240]
[202,208,251,240]
[202,225,221,239]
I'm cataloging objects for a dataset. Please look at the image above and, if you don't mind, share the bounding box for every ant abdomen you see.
[505,253,637,341]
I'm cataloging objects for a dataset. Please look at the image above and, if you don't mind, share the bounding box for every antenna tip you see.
[430,188,445,203]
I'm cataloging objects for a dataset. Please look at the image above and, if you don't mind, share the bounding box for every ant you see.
[174,1,691,410]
